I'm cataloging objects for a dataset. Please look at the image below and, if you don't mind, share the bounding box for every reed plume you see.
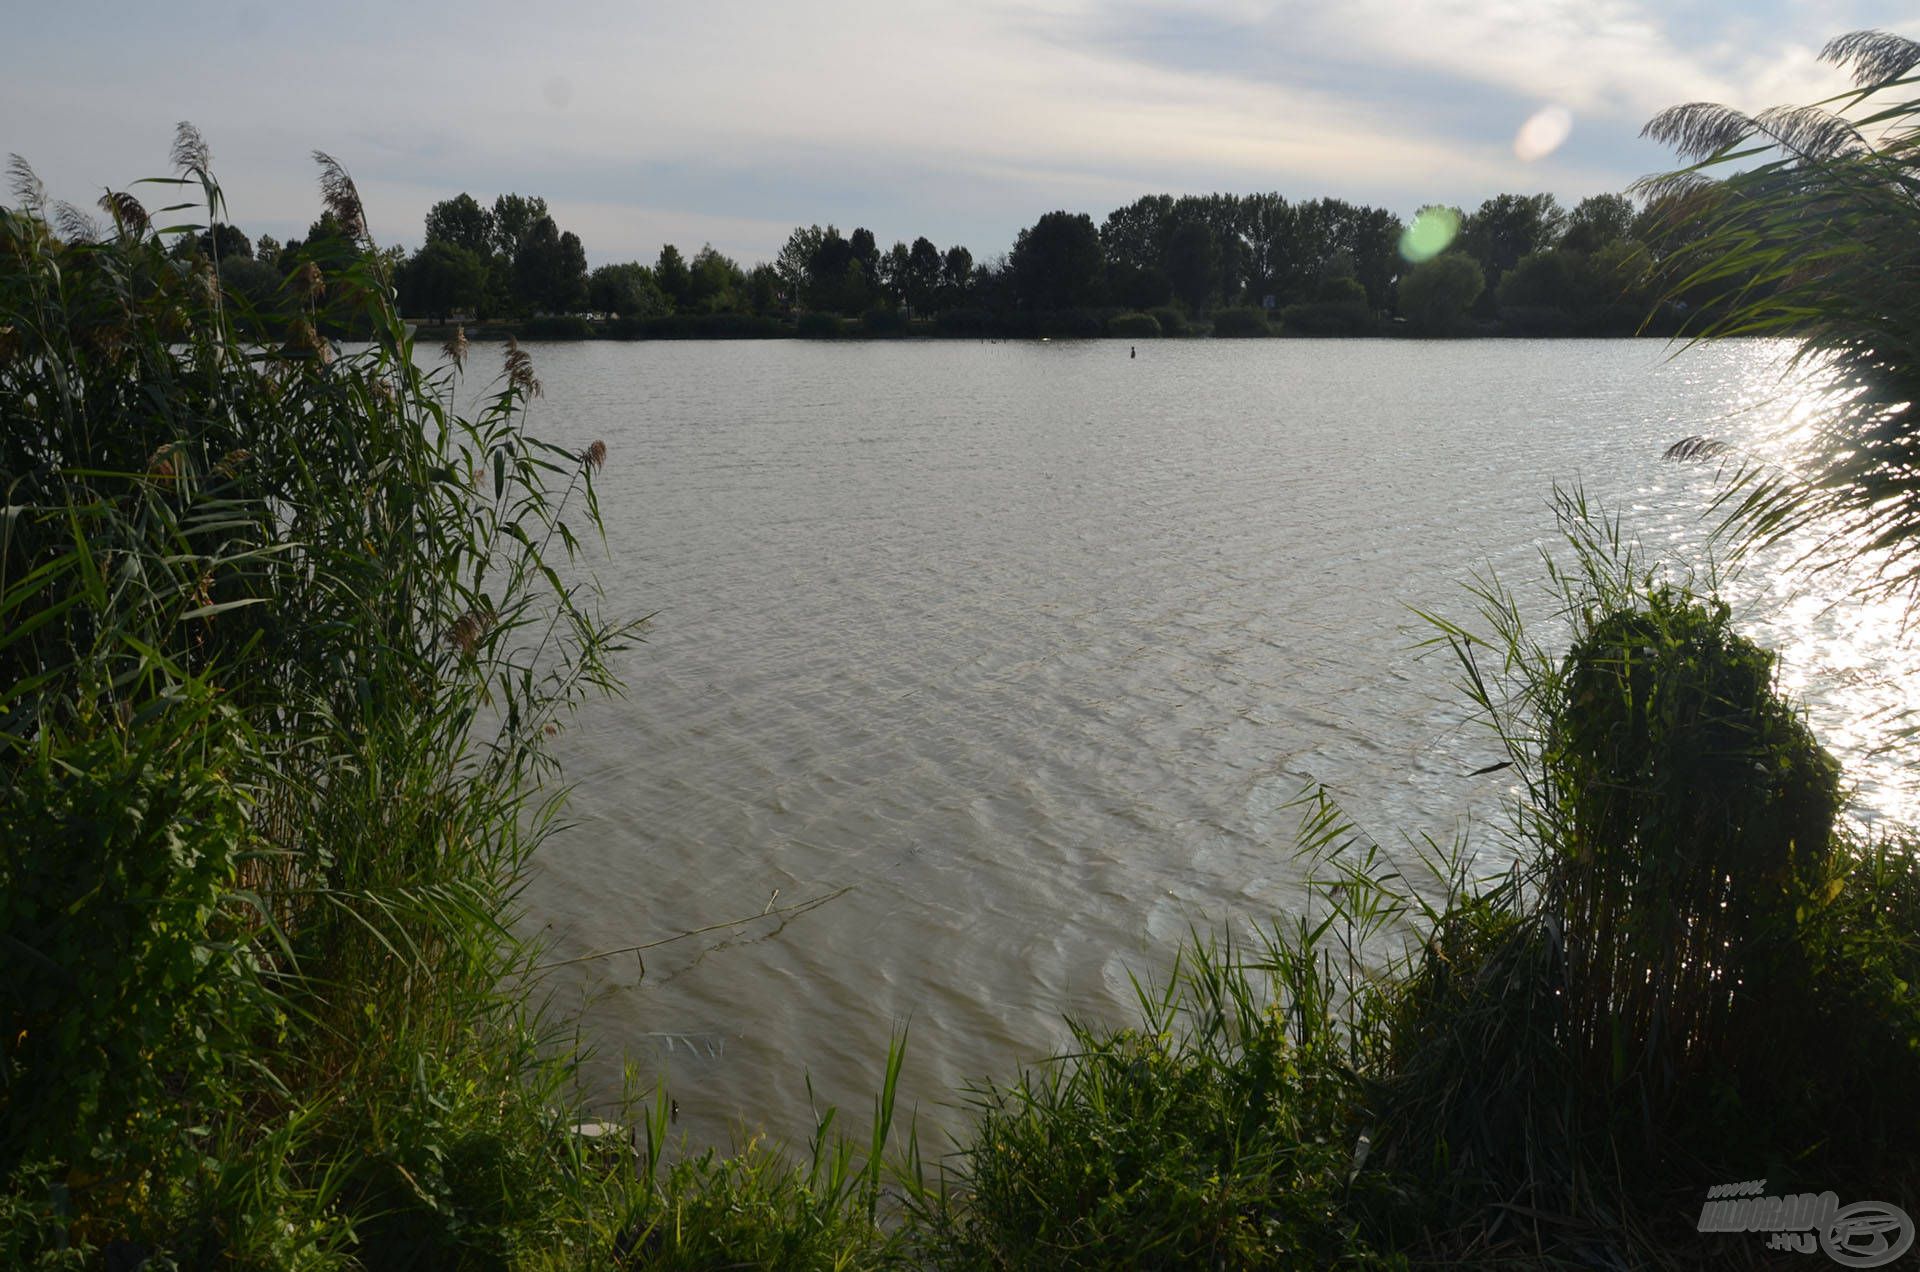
[311,151,367,242]
[503,337,542,398]
[97,190,149,240]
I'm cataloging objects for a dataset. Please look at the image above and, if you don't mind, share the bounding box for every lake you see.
[484,337,1918,1152]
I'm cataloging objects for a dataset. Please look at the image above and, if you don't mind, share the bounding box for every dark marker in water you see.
[1130,346,1136,358]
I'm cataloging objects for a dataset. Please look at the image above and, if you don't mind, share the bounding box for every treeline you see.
[193,186,1704,339]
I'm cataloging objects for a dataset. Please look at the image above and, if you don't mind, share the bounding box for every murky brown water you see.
[480,337,1916,1152]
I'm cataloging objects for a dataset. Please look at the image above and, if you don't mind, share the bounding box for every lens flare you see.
[1398,206,1461,263]
[1514,105,1573,161]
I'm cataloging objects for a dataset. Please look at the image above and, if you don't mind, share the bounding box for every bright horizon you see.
[4,1,1914,266]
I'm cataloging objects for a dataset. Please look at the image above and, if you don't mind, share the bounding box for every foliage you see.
[587,260,671,319]
[1106,310,1161,337]
[1642,28,1920,605]
[1149,305,1188,336]
[399,239,490,322]
[1278,299,1374,336]
[1208,306,1271,337]
[0,129,639,1264]
[796,310,845,338]
[913,935,1392,1269]
[1396,252,1483,334]
[1009,211,1105,312]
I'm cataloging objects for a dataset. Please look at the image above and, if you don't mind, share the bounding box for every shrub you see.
[935,307,993,337]
[1279,300,1374,336]
[860,306,909,336]
[1149,305,1188,336]
[796,310,845,338]
[523,313,594,339]
[1209,306,1272,337]
[1037,308,1104,338]
[1107,311,1161,337]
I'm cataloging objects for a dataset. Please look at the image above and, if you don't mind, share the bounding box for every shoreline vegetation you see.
[407,309,1692,344]
[6,28,1920,1270]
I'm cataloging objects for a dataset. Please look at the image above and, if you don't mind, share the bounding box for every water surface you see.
[493,338,1916,1150]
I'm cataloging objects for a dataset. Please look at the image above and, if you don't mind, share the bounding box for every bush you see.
[860,306,909,336]
[523,313,594,339]
[797,310,845,338]
[1209,306,1272,337]
[1149,306,1188,336]
[1497,305,1576,336]
[1398,252,1484,334]
[1037,308,1104,338]
[1279,300,1375,336]
[1106,311,1161,337]
[934,307,994,337]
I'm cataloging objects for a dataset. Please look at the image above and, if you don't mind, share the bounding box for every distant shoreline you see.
[408,317,1684,344]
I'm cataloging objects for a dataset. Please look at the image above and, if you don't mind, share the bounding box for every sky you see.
[2,1,1914,267]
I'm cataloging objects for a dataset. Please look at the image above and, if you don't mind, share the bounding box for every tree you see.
[512,216,587,314]
[940,245,974,307]
[879,240,912,306]
[905,237,942,312]
[197,222,252,261]
[1165,221,1219,313]
[777,225,824,307]
[687,244,743,313]
[1009,211,1104,311]
[745,263,781,315]
[490,193,549,259]
[399,241,489,322]
[655,244,691,310]
[1100,194,1176,273]
[1559,193,1635,255]
[1398,252,1484,334]
[587,262,668,318]
[1460,194,1565,305]
[424,193,495,256]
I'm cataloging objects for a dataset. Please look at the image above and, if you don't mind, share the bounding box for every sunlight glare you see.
[1513,105,1573,161]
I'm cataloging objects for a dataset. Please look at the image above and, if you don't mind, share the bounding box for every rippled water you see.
[485,337,1918,1151]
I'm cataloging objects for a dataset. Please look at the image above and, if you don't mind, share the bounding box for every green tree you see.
[745,262,781,314]
[655,243,691,310]
[777,224,824,307]
[197,222,252,261]
[1165,221,1219,313]
[512,216,587,314]
[941,245,974,307]
[1460,193,1564,306]
[400,240,490,322]
[905,236,942,312]
[587,261,669,318]
[1100,194,1176,273]
[1398,252,1484,334]
[490,193,549,259]
[424,192,495,256]
[687,244,743,313]
[1559,193,1635,255]
[1009,210,1104,311]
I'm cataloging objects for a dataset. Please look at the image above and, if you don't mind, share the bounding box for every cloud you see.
[1,0,1910,264]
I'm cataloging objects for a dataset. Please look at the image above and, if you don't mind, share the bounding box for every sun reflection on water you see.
[1679,341,1920,831]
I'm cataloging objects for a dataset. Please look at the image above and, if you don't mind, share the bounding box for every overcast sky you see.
[3,1,1912,266]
